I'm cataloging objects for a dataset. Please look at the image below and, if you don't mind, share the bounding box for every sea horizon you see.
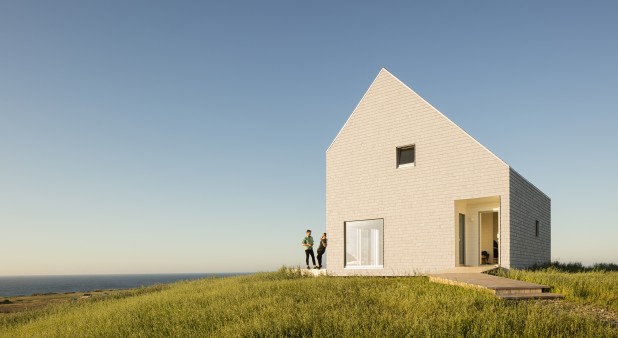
[0,272,252,277]
[0,273,251,297]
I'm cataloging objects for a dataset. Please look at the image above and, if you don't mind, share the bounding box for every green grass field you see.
[1,267,616,337]
[497,267,618,313]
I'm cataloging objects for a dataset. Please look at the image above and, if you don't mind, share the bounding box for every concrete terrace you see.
[300,269,327,277]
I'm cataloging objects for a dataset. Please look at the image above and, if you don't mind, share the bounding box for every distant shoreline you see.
[13,287,134,298]
[1,273,255,314]
[1,288,141,314]
[0,273,250,298]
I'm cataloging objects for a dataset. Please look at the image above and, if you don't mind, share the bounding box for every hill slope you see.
[1,269,616,337]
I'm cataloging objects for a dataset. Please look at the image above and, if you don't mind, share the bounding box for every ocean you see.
[0,273,246,297]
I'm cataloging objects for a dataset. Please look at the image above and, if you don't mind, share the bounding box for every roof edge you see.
[326,68,550,198]
[509,167,551,200]
[383,68,509,167]
[326,68,390,153]
[327,68,508,169]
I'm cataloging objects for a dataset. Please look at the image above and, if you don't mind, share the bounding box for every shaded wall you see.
[509,168,551,268]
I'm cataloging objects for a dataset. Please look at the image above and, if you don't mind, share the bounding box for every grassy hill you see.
[1,268,617,337]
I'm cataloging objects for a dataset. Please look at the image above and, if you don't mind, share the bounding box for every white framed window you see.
[397,145,415,168]
[345,219,384,268]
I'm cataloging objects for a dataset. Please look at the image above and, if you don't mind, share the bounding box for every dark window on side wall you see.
[535,220,539,237]
[397,145,415,168]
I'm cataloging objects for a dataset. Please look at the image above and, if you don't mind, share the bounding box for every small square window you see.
[535,220,539,237]
[397,145,415,168]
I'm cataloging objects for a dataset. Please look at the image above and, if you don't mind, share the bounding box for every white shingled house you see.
[326,69,550,276]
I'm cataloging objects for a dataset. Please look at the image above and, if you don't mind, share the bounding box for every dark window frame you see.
[535,220,539,237]
[397,145,415,168]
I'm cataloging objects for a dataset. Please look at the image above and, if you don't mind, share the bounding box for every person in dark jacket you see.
[316,233,327,269]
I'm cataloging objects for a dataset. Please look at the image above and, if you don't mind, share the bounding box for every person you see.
[316,233,327,269]
[301,229,316,269]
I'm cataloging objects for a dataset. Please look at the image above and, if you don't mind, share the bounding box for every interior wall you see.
[493,212,499,262]
[465,212,479,265]
[480,213,494,263]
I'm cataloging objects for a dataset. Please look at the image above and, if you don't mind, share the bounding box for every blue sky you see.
[1,1,616,275]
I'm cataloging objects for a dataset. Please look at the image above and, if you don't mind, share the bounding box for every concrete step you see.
[497,293,565,300]
[494,288,544,296]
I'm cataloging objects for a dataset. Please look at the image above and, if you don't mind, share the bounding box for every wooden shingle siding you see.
[326,69,515,276]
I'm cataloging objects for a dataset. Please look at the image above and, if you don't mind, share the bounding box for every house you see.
[326,69,550,276]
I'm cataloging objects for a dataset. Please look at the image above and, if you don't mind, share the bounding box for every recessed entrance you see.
[454,196,501,267]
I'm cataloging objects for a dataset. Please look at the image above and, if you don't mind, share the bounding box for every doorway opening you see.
[454,196,500,267]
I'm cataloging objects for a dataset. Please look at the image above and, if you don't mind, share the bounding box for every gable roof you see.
[327,68,508,168]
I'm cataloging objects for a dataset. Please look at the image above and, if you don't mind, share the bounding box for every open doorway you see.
[454,196,500,267]
[479,211,499,265]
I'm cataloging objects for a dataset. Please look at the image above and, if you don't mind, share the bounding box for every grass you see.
[493,262,618,312]
[528,261,618,273]
[0,268,616,337]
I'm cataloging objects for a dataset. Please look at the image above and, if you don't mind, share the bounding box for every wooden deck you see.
[429,272,564,300]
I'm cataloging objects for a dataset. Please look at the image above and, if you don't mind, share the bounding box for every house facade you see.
[326,69,550,276]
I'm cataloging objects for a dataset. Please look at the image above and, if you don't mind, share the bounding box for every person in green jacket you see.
[301,229,316,269]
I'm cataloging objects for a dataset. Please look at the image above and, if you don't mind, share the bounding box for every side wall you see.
[509,168,551,268]
[326,70,510,276]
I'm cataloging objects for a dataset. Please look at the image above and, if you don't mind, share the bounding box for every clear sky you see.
[1,1,617,275]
